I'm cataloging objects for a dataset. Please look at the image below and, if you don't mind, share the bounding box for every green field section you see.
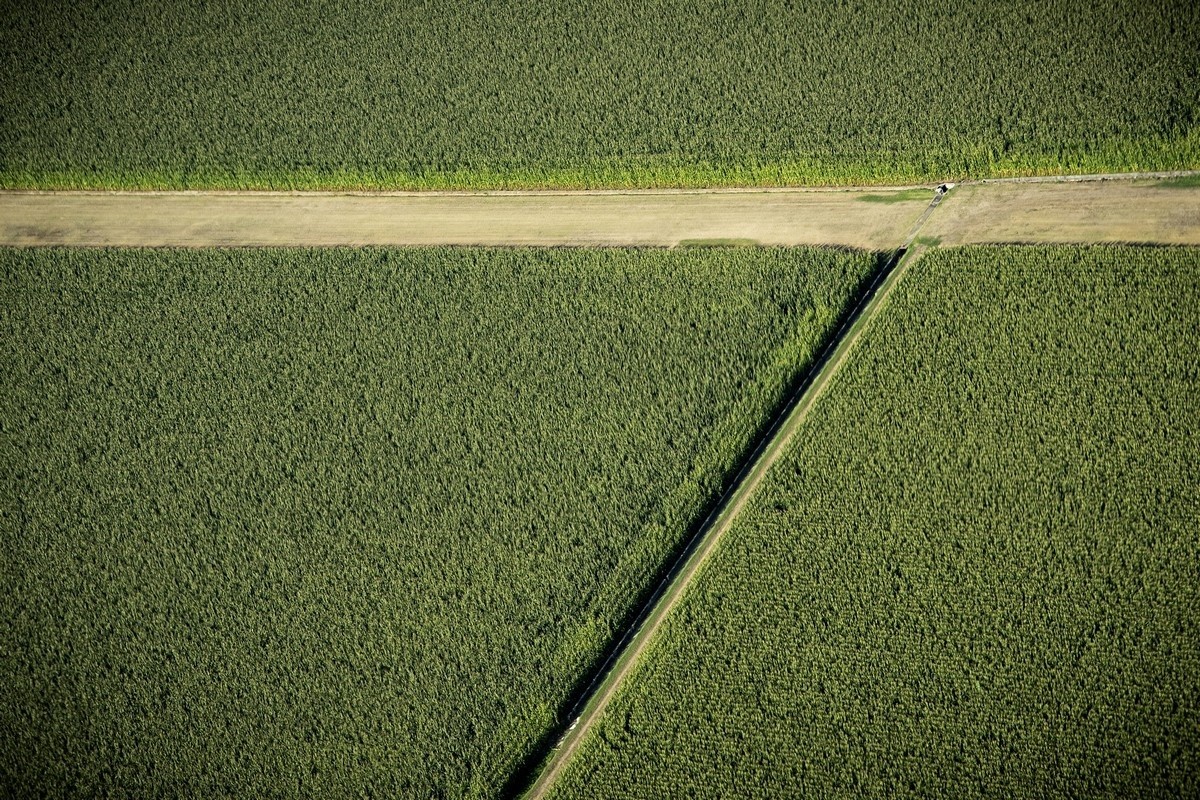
[2,1,1197,190]
[0,246,876,797]
[550,246,1200,798]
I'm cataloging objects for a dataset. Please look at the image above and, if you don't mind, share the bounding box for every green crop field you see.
[2,0,1197,190]
[0,246,876,797]
[550,245,1200,798]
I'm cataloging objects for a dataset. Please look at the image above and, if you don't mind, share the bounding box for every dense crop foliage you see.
[2,0,1197,190]
[0,246,875,797]
[552,246,1200,798]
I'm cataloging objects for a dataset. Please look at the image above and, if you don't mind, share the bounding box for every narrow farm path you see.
[516,190,949,800]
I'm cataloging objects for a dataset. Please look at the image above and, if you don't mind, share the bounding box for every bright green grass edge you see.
[3,134,1196,191]
[1153,174,1200,188]
[856,188,932,203]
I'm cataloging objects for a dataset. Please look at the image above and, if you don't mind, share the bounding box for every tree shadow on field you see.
[500,247,898,799]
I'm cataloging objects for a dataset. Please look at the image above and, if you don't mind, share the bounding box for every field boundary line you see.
[0,186,932,199]
[516,191,947,800]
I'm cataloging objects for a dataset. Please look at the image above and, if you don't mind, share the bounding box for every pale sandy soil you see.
[2,180,1195,250]
[924,181,1200,245]
[0,190,926,249]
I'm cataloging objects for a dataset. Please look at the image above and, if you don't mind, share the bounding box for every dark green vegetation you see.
[0,246,875,797]
[551,246,1200,798]
[2,0,1197,190]
[857,188,933,204]
[1154,174,1200,188]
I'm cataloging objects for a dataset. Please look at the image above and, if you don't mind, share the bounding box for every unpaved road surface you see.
[0,190,927,249]
[924,180,1200,245]
[3,180,1196,249]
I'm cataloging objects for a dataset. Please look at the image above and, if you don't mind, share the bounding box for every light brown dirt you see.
[924,181,1200,245]
[0,190,927,249]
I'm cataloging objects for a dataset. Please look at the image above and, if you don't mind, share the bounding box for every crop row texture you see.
[2,0,1198,189]
[0,246,875,798]
[551,245,1200,798]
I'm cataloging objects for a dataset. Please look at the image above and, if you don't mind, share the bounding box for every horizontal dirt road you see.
[2,178,1195,249]
[0,189,928,250]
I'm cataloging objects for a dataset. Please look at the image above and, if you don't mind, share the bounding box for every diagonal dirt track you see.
[516,189,949,799]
